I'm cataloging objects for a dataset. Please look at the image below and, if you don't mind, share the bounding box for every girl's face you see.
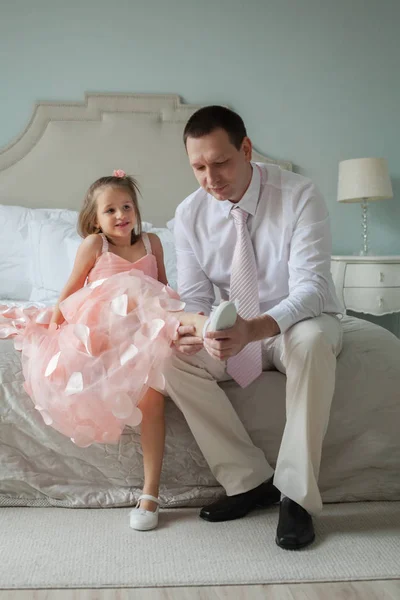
[95,186,136,242]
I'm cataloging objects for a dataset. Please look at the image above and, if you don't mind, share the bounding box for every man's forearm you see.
[247,314,280,342]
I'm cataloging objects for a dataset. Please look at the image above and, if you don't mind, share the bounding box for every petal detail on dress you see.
[120,344,139,366]
[65,372,84,396]
[0,327,18,339]
[111,392,134,419]
[158,298,186,311]
[125,406,142,427]
[111,293,128,316]
[45,351,62,377]
[38,409,53,426]
[145,370,166,391]
[148,318,165,339]
[35,309,53,324]
[71,425,96,448]
[88,278,106,289]
[74,324,92,355]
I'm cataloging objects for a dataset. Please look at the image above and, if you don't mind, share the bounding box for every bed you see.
[0,93,399,508]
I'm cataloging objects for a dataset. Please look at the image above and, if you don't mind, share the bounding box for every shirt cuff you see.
[264,305,295,334]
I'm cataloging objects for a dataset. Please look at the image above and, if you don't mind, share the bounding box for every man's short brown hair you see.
[183,105,247,150]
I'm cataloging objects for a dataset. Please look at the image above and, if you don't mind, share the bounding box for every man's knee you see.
[283,320,332,357]
[163,349,221,393]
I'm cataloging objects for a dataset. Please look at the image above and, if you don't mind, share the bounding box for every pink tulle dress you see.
[0,233,184,447]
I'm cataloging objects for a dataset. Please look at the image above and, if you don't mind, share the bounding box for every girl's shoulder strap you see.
[99,233,109,253]
[142,232,152,255]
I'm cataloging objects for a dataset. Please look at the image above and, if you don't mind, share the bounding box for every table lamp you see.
[337,157,393,255]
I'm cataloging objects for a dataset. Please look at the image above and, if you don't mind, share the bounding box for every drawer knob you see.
[378,296,384,308]
[379,272,385,283]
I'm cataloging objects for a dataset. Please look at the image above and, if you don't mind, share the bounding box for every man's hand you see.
[174,325,203,356]
[204,315,251,361]
[204,313,280,361]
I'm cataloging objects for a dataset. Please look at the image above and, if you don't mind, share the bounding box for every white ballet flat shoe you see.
[203,301,238,336]
[129,494,160,531]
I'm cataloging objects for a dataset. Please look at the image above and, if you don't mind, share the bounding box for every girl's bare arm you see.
[50,235,102,326]
[147,233,169,286]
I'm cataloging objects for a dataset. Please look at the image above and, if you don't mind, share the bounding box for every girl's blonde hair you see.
[78,174,142,243]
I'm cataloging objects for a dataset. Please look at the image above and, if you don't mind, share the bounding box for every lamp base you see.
[360,199,370,256]
[358,248,373,257]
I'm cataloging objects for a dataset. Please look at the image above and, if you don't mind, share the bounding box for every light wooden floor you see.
[1,581,399,599]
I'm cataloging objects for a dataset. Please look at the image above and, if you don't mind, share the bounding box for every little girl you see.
[0,170,237,531]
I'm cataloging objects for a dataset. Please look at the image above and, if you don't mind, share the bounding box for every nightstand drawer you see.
[343,288,400,315]
[344,263,400,288]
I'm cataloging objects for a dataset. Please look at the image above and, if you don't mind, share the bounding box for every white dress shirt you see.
[174,162,343,333]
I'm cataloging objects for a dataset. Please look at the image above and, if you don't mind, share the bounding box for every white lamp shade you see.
[337,157,393,203]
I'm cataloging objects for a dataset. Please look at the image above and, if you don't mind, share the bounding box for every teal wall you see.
[1,0,399,256]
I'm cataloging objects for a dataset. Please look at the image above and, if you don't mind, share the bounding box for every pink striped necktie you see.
[227,207,262,388]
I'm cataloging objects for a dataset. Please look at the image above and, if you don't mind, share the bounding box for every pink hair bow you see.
[113,169,126,178]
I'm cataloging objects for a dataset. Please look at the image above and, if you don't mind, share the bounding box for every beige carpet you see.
[1,502,399,589]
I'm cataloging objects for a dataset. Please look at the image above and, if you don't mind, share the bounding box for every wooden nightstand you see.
[331,256,400,316]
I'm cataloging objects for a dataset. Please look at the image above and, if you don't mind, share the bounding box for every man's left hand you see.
[204,315,251,361]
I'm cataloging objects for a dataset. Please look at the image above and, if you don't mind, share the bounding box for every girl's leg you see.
[138,387,165,511]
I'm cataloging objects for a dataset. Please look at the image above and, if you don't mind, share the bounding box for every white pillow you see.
[65,235,82,272]
[0,205,33,300]
[147,227,177,290]
[0,204,79,301]
[29,217,80,304]
[142,221,154,232]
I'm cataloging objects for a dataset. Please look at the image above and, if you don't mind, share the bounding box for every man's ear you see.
[242,136,253,162]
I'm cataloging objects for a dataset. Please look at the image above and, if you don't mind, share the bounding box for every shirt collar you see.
[214,162,261,218]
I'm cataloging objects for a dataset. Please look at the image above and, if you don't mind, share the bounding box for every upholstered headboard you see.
[0,93,292,226]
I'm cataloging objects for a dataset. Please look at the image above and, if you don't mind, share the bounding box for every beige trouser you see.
[163,314,343,516]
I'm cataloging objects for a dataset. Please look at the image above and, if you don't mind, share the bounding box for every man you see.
[163,105,343,550]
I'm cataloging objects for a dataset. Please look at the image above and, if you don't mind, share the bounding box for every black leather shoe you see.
[276,497,315,550]
[200,477,280,522]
